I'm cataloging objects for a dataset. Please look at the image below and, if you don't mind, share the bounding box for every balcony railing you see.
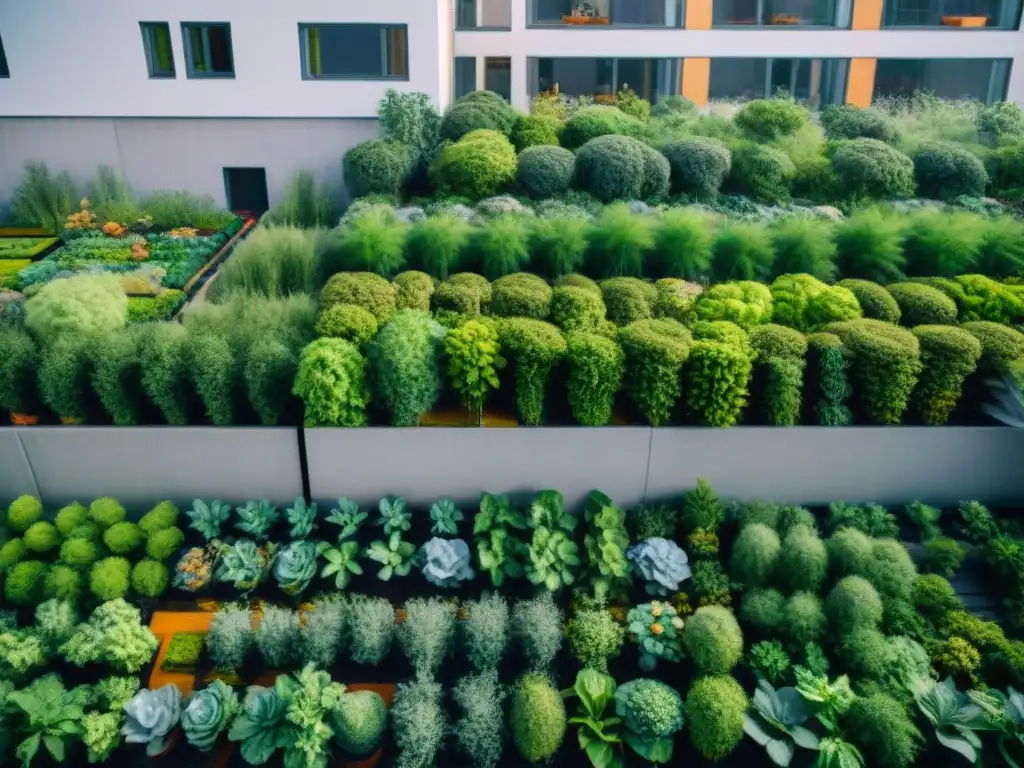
[530,0,684,27]
[712,0,843,26]
[882,0,1021,26]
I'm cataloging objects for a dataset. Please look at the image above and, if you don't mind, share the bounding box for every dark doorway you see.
[223,167,269,215]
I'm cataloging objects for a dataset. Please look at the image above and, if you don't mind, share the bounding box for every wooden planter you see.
[562,15,610,23]
[9,412,38,426]
[942,14,987,25]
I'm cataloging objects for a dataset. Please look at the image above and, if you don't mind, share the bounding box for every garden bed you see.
[0,235,60,259]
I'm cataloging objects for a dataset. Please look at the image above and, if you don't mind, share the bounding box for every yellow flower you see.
[651,623,664,635]
[650,602,662,617]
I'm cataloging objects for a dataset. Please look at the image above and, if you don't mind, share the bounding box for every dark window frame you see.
[298,23,410,81]
[181,22,235,79]
[0,30,9,78]
[140,22,176,79]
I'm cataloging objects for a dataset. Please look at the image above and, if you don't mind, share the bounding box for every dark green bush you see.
[0,328,41,415]
[694,281,772,327]
[843,693,922,768]
[825,319,921,424]
[440,91,517,141]
[516,146,575,200]
[748,324,807,426]
[837,279,902,323]
[740,588,786,634]
[988,140,1024,199]
[490,274,552,320]
[770,274,861,332]
[911,325,981,425]
[511,114,563,151]
[405,214,472,281]
[574,136,649,203]
[587,206,655,278]
[961,320,1024,371]
[638,143,671,198]
[140,322,201,425]
[498,318,566,425]
[617,319,691,426]
[429,130,517,200]
[186,329,237,426]
[343,139,413,198]
[805,332,853,426]
[978,102,1024,140]
[661,137,731,199]
[886,283,958,326]
[601,277,657,325]
[560,106,644,150]
[566,332,624,426]
[39,334,95,423]
[925,536,965,578]
[321,272,396,322]
[912,141,988,199]
[530,217,590,279]
[769,217,837,282]
[711,223,776,283]
[682,338,754,427]
[551,285,606,334]
[729,144,795,204]
[367,310,445,426]
[650,209,714,280]
[774,526,827,594]
[827,527,874,578]
[826,575,883,633]
[467,215,531,279]
[901,209,985,278]
[820,105,898,143]
[734,99,809,141]
[830,139,915,199]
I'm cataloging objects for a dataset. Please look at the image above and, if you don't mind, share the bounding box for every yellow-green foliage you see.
[682,338,753,427]
[566,332,625,426]
[682,606,744,675]
[685,675,748,761]
[826,527,874,577]
[490,273,553,320]
[4,560,47,605]
[600,277,657,326]
[315,305,379,346]
[292,338,370,427]
[783,592,827,646]
[430,130,518,200]
[653,278,702,323]
[498,318,566,425]
[618,319,691,426]
[393,270,435,311]
[54,503,88,537]
[89,497,126,529]
[887,282,958,326]
[138,501,179,534]
[551,285,607,334]
[739,588,786,633]
[748,324,807,426]
[838,279,902,323]
[911,325,981,425]
[961,321,1024,371]
[320,272,397,322]
[433,272,493,317]
[510,673,567,763]
[694,281,773,328]
[23,521,60,553]
[25,273,128,344]
[90,557,131,600]
[102,521,144,555]
[770,274,862,332]
[954,275,1024,324]
[7,496,43,533]
[444,319,505,410]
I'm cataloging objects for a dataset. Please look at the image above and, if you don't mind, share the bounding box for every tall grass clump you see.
[318,206,408,278]
[711,222,775,282]
[875,93,981,148]
[650,208,715,280]
[405,214,472,280]
[833,207,906,284]
[901,209,985,278]
[139,190,235,230]
[586,204,655,278]
[976,217,1024,277]
[9,161,77,232]
[530,216,590,279]
[211,226,318,300]
[467,215,532,279]
[769,216,837,281]
[264,170,337,228]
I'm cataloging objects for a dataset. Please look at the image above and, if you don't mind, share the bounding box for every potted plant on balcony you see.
[942,14,988,25]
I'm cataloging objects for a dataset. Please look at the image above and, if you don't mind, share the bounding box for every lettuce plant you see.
[186,499,231,541]
[377,497,411,536]
[286,497,317,540]
[420,537,475,587]
[325,497,367,541]
[582,491,631,602]
[278,665,347,768]
[474,492,528,587]
[366,531,416,581]
[122,684,182,756]
[626,538,691,596]
[429,498,464,536]
[526,490,581,591]
[319,540,363,589]
[235,500,280,540]
[562,669,623,768]
[273,540,319,596]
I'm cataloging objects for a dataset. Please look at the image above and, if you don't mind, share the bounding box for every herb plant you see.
[561,669,624,768]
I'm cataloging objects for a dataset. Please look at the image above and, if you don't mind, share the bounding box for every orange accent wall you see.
[682,58,711,107]
[685,0,713,29]
[851,0,884,28]
[846,58,877,106]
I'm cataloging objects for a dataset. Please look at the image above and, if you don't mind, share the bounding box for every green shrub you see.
[367,310,445,426]
[511,114,563,151]
[783,592,827,647]
[954,274,1024,324]
[137,500,178,534]
[735,99,809,140]
[638,143,671,198]
[59,537,98,569]
[43,564,81,603]
[924,536,965,578]
[467,215,531,279]
[843,693,922,768]
[618,319,691,426]
[264,170,336,228]
[23,521,59,553]
[886,283,958,326]
[566,332,624,426]
[977,217,1024,278]
[342,139,414,200]
[405,214,471,281]
[711,223,775,283]
[805,332,853,426]
[686,675,747,761]
[729,144,795,204]
[4,560,47,605]
[102,521,144,555]
[509,673,567,763]
[774,526,827,594]
[912,141,988,199]
[561,105,644,150]
[691,319,753,352]
[901,209,985,278]
[183,329,235,426]
[430,130,518,200]
[833,207,907,283]
[574,135,649,202]
[38,334,96,423]
[825,319,921,424]
[8,496,43,533]
[322,206,408,277]
[292,338,370,427]
[551,285,606,334]
[89,325,151,426]
[739,588,786,634]
[89,497,125,529]
[529,216,589,279]
[600,278,657,329]
[490,273,552,320]
[9,161,76,232]
[498,318,566,425]
[821,105,898,143]
[434,272,493,318]
[912,574,964,625]
[770,274,860,333]
[683,338,754,427]
[131,559,169,598]
[146,527,185,562]
[661,137,732,199]
[768,217,837,282]
[831,139,915,199]
[441,91,517,142]
[653,278,702,323]
[445,319,504,412]
[90,556,131,601]
[315,304,378,346]
[516,145,575,199]
[695,280,772,327]
[978,102,1024,140]
[683,606,743,675]
[730,523,780,587]
[961,321,1024,371]
[567,607,624,671]
[988,140,1024,198]
[25,273,128,344]
[321,272,396,322]
[0,328,41,414]
[837,279,902,323]
[0,539,26,571]
[911,325,981,425]
[826,575,883,633]
[650,209,714,280]
[865,538,917,603]
[393,270,435,312]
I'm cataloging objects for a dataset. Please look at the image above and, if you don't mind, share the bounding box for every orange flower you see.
[651,623,664,635]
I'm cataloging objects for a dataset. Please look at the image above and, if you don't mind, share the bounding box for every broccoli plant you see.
[614,678,685,764]
[474,492,528,587]
[526,490,582,592]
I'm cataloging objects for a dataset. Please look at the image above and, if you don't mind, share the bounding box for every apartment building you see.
[0,0,1021,211]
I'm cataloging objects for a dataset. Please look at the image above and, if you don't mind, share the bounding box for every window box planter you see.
[562,14,611,23]
[942,15,987,24]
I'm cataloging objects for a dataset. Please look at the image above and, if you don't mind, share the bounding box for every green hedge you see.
[911,325,982,425]
[661,138,732,199]
[429,130,517,200]
[566,332,624,426]
[498,318,567,425]
[618,319,691,426]
[886,283,958,326]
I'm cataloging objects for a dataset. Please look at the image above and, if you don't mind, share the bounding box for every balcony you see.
[882,0,1021,26]
[528,57,682,102]
[529,0,684,27]
[712,0,843,26]
[710,58,849,108]
[873,58,1011,104]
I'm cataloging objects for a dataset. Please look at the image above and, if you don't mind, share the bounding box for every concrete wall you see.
[0,0,450,118]
[0,117,379,209]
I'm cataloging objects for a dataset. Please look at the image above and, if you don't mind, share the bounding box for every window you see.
[300,24,408,79]
[0,31,8,78]
[485,58,512,101]
[530,0,682,25]
[458,0,513,27]
[713,0,843,25]
[874,58,1011,103]
[709,58,848,108]
[882,0,1020,26]
[140,22,175,78]
[530,58,681,102]
[182,23,234,78]
[455,57,477,99]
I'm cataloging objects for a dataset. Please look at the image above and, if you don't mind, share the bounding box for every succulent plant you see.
[122,684,183,756]
[366,531,416,581]
[235,500,280,540]
[627,538,692,596]
[420,537,475,587]
[186,499,231,541]
[583,491,632,602]
[286,497,318,540]
[627,600,685,672]
[376,497,411,536]
[526,490,581,591]
[215,539,274,592]
[227,684,290,765]
[429,498,464,536]
[474,492,528,587]
[325,498,367,541]
[172,546,215,592]
[182,679,240,751]
[273,540,319,596]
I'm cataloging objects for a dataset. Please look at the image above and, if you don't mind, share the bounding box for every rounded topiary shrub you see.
[551,285,606,333]
[600,277,657,326]
[7,495,43,533]
[912,325,982,425]
[59,537,98,569]
[433,272,493,319]
[23,521,60,553]
[837,279,902,324]
[393,270,436,312]
[131,559,169,598]
[682,606,744,675]
[510,673,567,763]
[321,272,397,322]
[0,539,26,572]
[90,556,131,601]
[440,91,517,142]
[729,523,780,587]
[516,145,576,200]
[490,273,553,320]
[429,130,518,200]
[511,114,563,151]
[44,564,81,602]
[820,105,898,143]
[729,144,795,204]
[783,591,827,646]
[685,676,748,761]
[770,274,862,332]
[826,575,883,633]
[886,283,958,326]
[661,137,732,199]
[138,501,179,535]
[102,521,145,555]
[694,281,773,329]
[912,141,988,200]
[89,497,126,529]
[826,527,874,577]
[54,502,88,537]
[638,143,671,199]
[865,537,918,603]
[336,690,388,757]
[146,527,185,562]
[831,138,915,200]
[617,318,691,427]
[4,560,47,605]
[774,526,828,594]
[343,138,413,199]
[499,318,567,426]
[561,105,644,150]
[961,321,1024,372]
[574,135,648,202]
[734,99,810,140]
[739,587,786,634]
[315,304,379,346]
